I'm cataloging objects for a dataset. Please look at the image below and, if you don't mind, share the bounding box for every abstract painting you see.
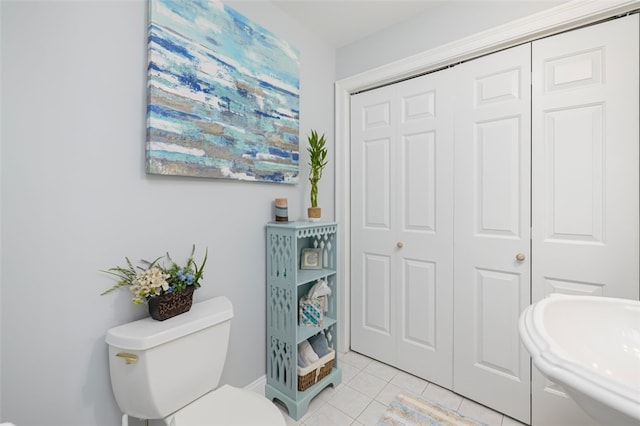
[146,0,300,183]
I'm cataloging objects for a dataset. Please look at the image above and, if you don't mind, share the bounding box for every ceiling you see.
[272,1,447,48]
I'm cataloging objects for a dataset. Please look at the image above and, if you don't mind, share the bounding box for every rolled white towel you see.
[298,340,319,366]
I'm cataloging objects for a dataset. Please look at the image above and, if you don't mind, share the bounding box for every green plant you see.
[307,130,328,208]
[101,245,208,305]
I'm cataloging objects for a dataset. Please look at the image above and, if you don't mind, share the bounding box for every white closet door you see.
[453,43,532,423]
[351,70,455,386]
[531,14,639,425]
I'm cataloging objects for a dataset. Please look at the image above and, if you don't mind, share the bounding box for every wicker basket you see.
[297,349,335,391]
[148,286,195,321]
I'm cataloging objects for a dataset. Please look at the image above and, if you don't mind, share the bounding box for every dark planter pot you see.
[148,286,195,321]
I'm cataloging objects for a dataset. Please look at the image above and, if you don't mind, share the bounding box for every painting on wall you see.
[146,0,300,183]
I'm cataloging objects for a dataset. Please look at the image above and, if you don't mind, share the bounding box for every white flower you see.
[130,267,169,303]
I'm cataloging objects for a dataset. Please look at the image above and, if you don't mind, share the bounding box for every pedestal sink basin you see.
[519,294,640,426]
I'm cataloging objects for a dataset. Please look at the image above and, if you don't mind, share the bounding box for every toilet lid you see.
[169,385,286,426]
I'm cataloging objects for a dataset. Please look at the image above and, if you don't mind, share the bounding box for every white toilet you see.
[105,296,286,426]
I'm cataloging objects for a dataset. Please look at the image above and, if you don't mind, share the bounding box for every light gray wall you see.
[336,1,567,80]
[0,1,334,425]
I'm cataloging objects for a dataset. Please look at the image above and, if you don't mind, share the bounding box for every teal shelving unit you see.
[265,221,341,420]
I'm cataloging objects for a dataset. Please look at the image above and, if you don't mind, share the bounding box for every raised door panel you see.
[531,14,639,426]
[401,259,436,349]
[453,43,531,424]
[544,106,603,243]
[473,268,523,380]
[362,254,392,334]
[475,117,522,238]
[363,137,391,229]
[402,131,436,232]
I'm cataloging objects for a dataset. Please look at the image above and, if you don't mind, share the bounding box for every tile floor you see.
[255,351,527,426]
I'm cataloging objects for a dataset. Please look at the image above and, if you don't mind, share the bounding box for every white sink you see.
[519,294,640,426]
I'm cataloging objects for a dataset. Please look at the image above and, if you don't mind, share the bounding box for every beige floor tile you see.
[363,359,399,382]
[389,370,429,394]
[340,361,363,384]
[375,382,402,406]
[327,385,371,419]
[356,400,388,425]
[341,351,373,369]
[348,370,388,399]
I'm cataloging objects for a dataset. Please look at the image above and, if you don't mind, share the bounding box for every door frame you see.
[335,0,639,352]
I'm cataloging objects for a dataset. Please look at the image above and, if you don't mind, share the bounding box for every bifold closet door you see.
[531,14,639,425]
[351,70,455,387]
[453,43,532,424]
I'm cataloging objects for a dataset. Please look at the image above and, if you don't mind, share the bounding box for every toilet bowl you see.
[106,296,285,426]
[166,385,285,426]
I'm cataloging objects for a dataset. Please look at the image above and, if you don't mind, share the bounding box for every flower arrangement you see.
[101,245,208,305]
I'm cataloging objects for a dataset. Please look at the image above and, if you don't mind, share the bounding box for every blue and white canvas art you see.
[146,0,300,183]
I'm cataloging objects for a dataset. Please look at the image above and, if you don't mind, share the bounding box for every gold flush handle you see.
[515,253,526,262]
[116,352,138,365]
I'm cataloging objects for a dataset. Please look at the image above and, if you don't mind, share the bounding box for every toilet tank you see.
[105,296,233,420]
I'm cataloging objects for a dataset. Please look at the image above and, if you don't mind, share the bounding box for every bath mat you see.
[377,390,489,426]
